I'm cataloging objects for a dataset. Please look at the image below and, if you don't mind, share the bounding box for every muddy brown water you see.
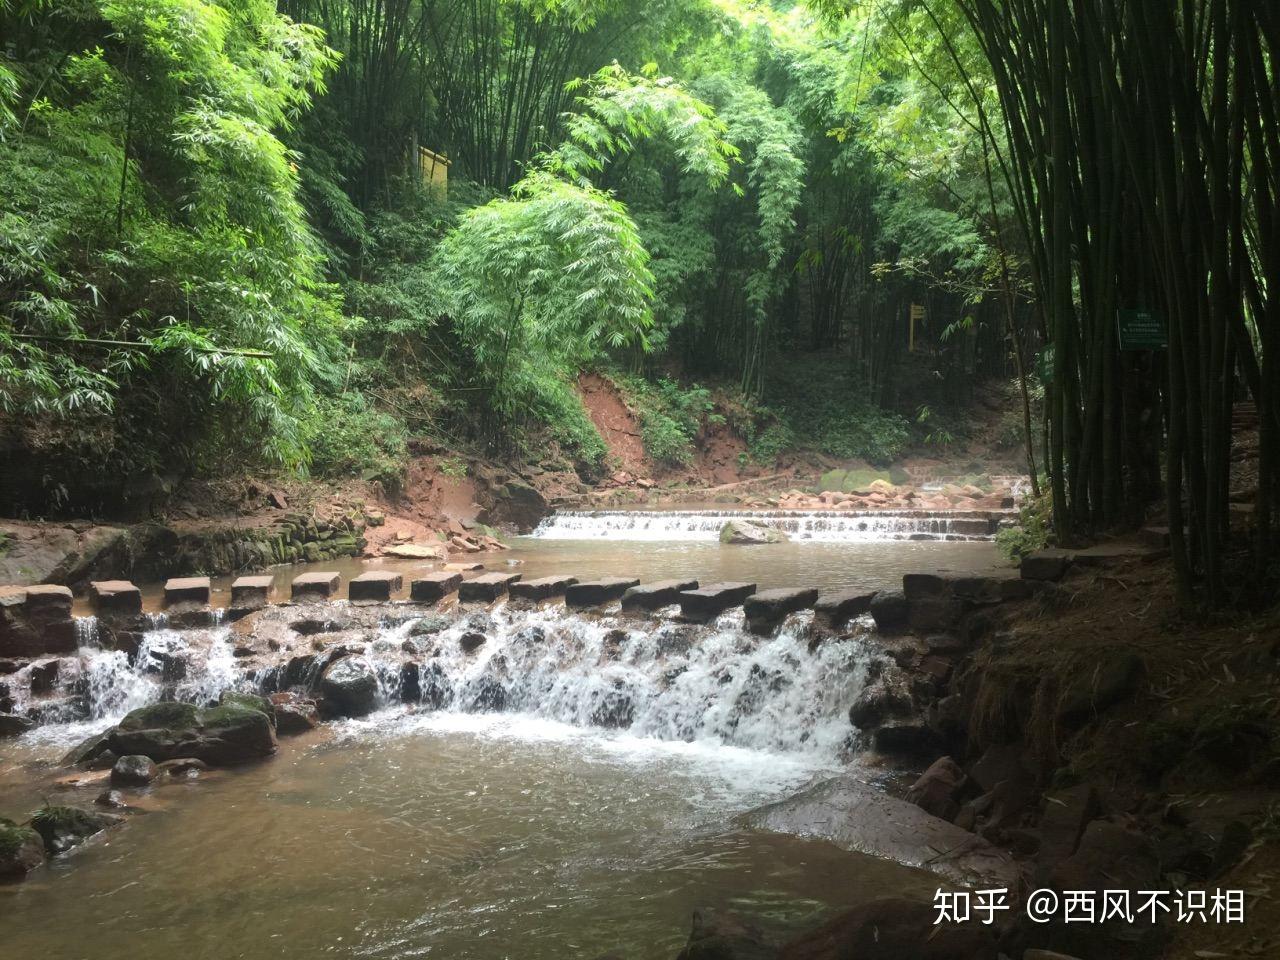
[6,523,1001,958]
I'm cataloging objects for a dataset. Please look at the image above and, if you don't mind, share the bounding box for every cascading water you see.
[531,508,1002,542]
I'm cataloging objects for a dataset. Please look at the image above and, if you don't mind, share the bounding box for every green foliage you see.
[614,373,716,465]
[301,393,407,490]
[438,457,468,479]
[995,488,1053,565]
[744,416,796,465]
[527,375,608,465]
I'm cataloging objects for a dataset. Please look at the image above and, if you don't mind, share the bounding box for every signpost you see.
[1117,308,1167,350]
[909,303,925,351]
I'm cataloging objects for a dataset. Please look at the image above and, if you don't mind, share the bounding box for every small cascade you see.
[531,508,1002,542]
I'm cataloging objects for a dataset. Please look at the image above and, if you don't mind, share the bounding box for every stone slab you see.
[348,571,403,602]
[89,580,142,617]
[457,572,521,603]
[620,579,699,613]
[164,577,211,607]
[565,577,642,608]
[291,572,340,600]
[814,589,875,627]
[231,575,274,610]
[410,572,462,602]
[509,575,578,602]
[743,587,819,634]
[678,582,756,622]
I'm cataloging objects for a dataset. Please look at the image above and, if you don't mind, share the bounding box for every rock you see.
[565,577,642,608]
[873,723,944,759]
[291,572,341,600]
[269,692,319,734]
[813,589,875,628]
[509,575,578,601]
[1056,653,1143,727]
[847,681,909,729]
[408,613,454,636]
[109,700,276,765]
[231,575,275,610]
[719,519,788,545]
[89,580,143,617]
[0,713,35,737]
[868,590,908,632]
[319,657,379,717]
[29,657,61,693]
[219,690,276,726]
[679,582,757,622]
[384,543,446,560]
[0,584,76,657]
[0,818,46,879]
[906,756,967,821]
[348,570,404,601]
[743,588,819,635]
[460,631,487,653]
[410,572,462,602]
[1038,783,1100,866]
[746,776,1017,888]
[95,789,130,810]
[782,897,997,960]
[481,478,548,533]
[158,757,210,777]
[163,576,211,607]
[675,907,778,960]
[619,579,698,613]
[30,805,124,855]
[63,730,114,767]
[457,572,521,603]
[111,754,159,786]
[1020,549,1073,581]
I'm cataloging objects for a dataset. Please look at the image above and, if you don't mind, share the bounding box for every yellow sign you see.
[909,303,925,351]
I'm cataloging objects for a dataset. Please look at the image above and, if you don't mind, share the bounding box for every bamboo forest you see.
[1,1,1277,959]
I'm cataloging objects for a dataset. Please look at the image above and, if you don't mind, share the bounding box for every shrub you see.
[302,393,408,491]
[995,488,1053,564]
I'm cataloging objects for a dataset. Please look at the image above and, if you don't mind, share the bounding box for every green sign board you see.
[1117,309,1167,350]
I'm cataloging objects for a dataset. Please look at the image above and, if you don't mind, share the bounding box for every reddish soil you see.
[578,372,649,475]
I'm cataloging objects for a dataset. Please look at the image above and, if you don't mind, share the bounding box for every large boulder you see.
[482,478,549,533]
[29,805,124,855]
[0,818,46,880]
[0,713,35,738]
[269,692,319,735]
[719,519,788,545]
[108,700,276,765]
[319,657,379,717]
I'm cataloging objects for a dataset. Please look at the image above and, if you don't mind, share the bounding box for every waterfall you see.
[531,508,1002,542]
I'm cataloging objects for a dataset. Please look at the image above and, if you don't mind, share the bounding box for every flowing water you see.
[1,508,1003,958]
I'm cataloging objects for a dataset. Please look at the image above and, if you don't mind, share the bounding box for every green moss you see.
[197,703,267,730]
[219,691,275,724]
[117,701,200,731]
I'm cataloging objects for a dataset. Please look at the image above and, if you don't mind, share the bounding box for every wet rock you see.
[565,577,642,608]
[679,582,757,623]
[458,572,521,603]
[466,676,507,712]
[872,722,944,760]
[398,662,421,702]
[1037,783,1100,866]
[111,754,159,786]
[30,804,124,855]
[0,713,35,737]
[590,686,635,728]
[0,584,76,657]
[348,571,403,602]
[907,597,963,633]
[63,730,114,768]
[30,658,61,693]
[319,658,379,717]
[163,576,211,607]
[969,743,1037,795]
[782,897,997,960]
[95,789,130,810]
[269,692,320,734]
[675,906,778,960]
[744,588,818,635]
[813,589,875,629]
[409,613,454,637]
[230,575,275,611]
[158,757,210,777]
[719,519,788,545]
[655,624,697,656]
[291,571,341,601]
[620,579,698,613]
[847,680,909,729]
[906,756,967,821]
[109,700,276,765]
[460,631,487,654]
[745,776,1018,888]
[1055,653,1143,727]
[510,575,578,602]
[410,572,462,603]
[219,689,276,726]
[1020,549,1073,581]
[419,662,452,709]
[281,653,322,690]
[601,629,629,658]
[868,590,908,632]
[0,818,46,879]
[89,580,143,617]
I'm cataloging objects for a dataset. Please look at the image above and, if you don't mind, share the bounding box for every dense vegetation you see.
[1,0,1276,608]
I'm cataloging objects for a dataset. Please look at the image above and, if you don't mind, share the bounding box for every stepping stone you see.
[89,580,142,617]
[1020,549,1073,581]
[231,575,275,610]
[678,582,756,622]
[565,577,641,608]
[620,579,698,614]
[509,575,578,602]
[457,572,521,603]
[744,587,819,635]
[163,577,211,608]
[444,562,485,572]
[348,571,403,602]
[814,588,875,628]
[410,572,462,602]
[291,572,340,601]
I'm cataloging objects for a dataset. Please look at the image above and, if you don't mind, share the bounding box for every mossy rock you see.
[30,805,123,855]
[818,469,847,493]
[117,701,200,732]
[0,818,45,879]
[219,690,276,726]
[841,467,892,493]
[888,465,911,485]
